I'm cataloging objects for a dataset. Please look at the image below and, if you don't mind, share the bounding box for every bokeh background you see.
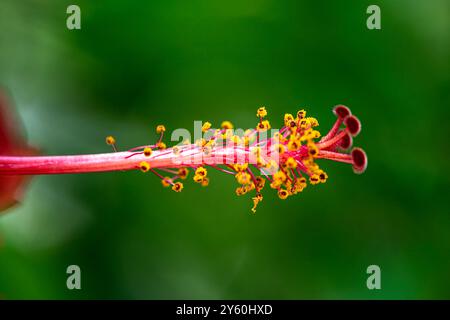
[0,0,448,299]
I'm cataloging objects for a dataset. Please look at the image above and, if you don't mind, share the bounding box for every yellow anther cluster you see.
[306,117,319,127]
[308,168,328,185]
[235,183,255,196]
[248,107,328,202]
[255,176,265,192]
[285,157,297,169]
[235,171,251,185]
[301,129,321,141]
[284,113,294,126]
[293,177,307,193]
[270,170,287,189]
[297,109,306,119]
[233,163,248,172]
[273,173,309,199]
[157,141,166,150]
[193,167,208,185]
[128,106,335,213]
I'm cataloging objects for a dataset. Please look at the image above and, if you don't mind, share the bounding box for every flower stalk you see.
[0,147,251,175]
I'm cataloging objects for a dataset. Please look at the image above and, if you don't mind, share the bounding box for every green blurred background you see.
[0,0,448,299]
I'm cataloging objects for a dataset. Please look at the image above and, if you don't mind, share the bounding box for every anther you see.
[157,142,166,150]
[285,157,298,169]
[278,189,289,199]
[257,107,267,118]
[105,135,118,152]
[297,109,306,120]
[309,173,320,185]
[139,161,150,173]
[172,182,184,192]
[195,167,207,177]
[143,147,152,157]
[178,168,189,179]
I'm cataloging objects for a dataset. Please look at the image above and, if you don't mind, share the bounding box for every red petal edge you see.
[0,89,37,213]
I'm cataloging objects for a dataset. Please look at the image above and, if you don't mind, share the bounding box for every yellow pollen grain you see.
[256,107,267,118]
[178,168,188,179]
[201,177,210,187]
[157,142,167,150]
[278,189,289,200]
[285,157,297,169]
[195,167,207,177]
